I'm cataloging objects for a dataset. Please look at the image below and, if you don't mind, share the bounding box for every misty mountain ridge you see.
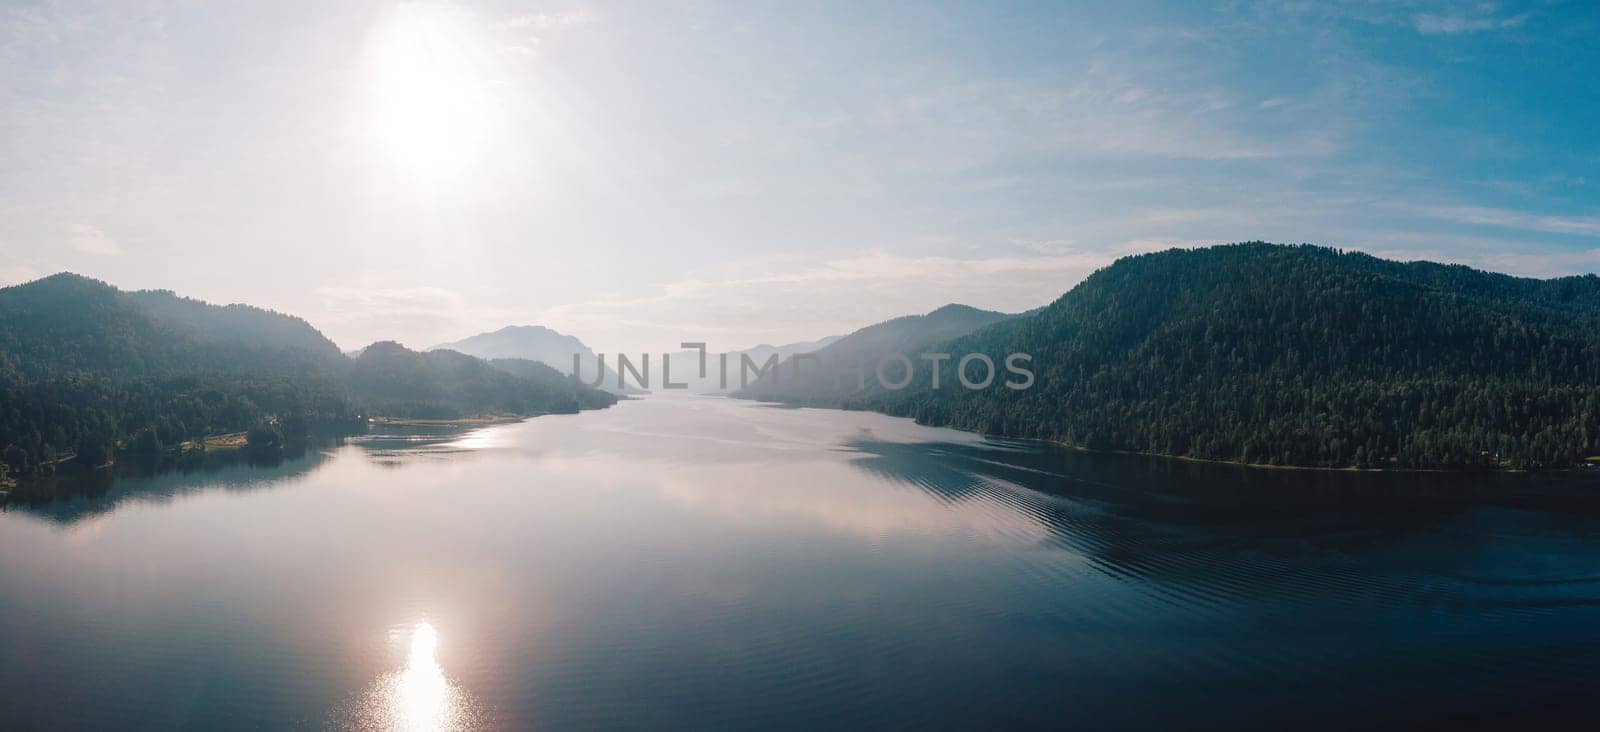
[736,303,1014,399]
[431,324,593,366]
[431,324,646,394]
[435,324,846,393]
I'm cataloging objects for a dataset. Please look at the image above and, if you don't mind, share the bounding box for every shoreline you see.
[1031,439,1514,474]
[740,397,1560,475]
[368,415,531,427]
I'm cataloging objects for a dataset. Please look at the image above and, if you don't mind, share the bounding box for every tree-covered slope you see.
[486,357,618,409]
[125,288,345,365]
[0,273,347,382]
[0,274,361,473]
[350,343,617,419]
[781,243,1600,469]
[0,274,614,475]
[0,273,191,381]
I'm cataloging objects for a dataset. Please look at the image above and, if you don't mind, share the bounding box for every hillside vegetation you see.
[0,274,613,475]
[749,244,1600,470]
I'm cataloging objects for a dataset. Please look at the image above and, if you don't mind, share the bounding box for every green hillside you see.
[759,244,1600,470]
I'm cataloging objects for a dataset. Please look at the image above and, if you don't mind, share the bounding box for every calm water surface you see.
[3,395,1600,729]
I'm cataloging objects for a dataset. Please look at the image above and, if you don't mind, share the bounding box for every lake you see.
[3,394,1599,729]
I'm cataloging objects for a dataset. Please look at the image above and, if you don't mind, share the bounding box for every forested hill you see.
[737,304,1012,400]
[352,343,616,418]
[126,289,343,361]
[0,274,615,477]
[0,273,347,381]
[758,243,1600,470]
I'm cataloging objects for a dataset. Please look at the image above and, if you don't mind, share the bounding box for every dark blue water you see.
[3,395,1599,729]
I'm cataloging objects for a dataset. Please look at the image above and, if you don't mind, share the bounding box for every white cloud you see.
[860,70,1327,163]
[533,248,1129,352]
[1414,205,1600,238]
[1413,12,1528,35]
[496,7,595,55]
[1009,238,1078,255]
[503,8,594,32]
[68,224,120,254]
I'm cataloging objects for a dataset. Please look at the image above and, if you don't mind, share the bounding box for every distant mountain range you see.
[432,324,593,371]
[634,336,846,393]
[430,324,641,394]
[434,325,843,393]
[737,305,1012,399]
[739,243,1600,470]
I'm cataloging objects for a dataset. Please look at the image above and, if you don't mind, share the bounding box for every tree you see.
[128,426,163,454]
[245,424,285,461]
[76,434,112,468]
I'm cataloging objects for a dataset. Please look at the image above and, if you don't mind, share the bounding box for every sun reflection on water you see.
[352,621,480,731]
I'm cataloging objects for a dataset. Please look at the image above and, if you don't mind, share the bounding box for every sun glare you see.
[367,3,496,178]
[353,621,477,731]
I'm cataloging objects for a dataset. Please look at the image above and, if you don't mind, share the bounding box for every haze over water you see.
[3,395,1599,729]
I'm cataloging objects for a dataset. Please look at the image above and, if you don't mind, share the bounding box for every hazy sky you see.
[2,1,1597,352]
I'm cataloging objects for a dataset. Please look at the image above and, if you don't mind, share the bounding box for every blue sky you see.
[1,0,1596,351]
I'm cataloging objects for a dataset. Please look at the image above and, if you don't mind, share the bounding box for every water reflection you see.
[3,396,1600,728]
[1,449,330,526]
[353,621,480,732]
[1,422,503,522]
[356,423,493,466]
[843,434,1600,522]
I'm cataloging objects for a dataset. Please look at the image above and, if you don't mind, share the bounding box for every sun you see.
[366,3,496,178]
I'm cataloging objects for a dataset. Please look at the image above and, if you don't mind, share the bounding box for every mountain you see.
[0,274,615,476]
[124,289,344,361]
[759,335,846,357]
[0,273,345,382]
[735,304,1012,400]
[797,243,1600,470]
[0,274,362,473]
[432,325,592,369]
[432,325,639,394]
[432,325,846,394]
[350,343,616,419]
